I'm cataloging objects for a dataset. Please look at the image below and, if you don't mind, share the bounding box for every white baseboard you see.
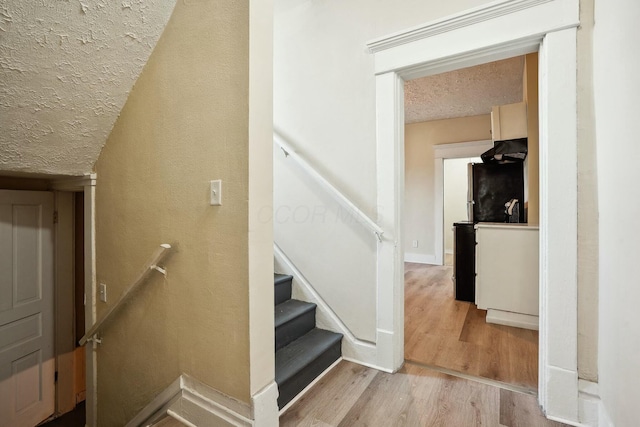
[274,244,383,370]
[545,366,579,423]
[125,374,277,427]
[251,381,279,427]
[404,252,438,264]
[486,309,539,330]
[125,377,183,427]
[578,380,601,427]
[545,380,611,427]
[598,400,614,427]
[577,380,615,427]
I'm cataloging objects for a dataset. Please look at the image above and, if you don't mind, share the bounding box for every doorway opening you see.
[71,191,87,406]
[0,175,93,426]
[402,55,540,393]
[371,5,580,418]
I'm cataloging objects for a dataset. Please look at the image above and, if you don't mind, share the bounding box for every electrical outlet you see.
[99,283,107,303]
[412,240,419,248]
[210,180,222,206]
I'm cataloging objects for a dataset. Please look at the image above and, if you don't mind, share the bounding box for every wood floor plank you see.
[337,371,423,427]
[403,362,501,427]
[404,262,539,390]
[279,361,377,427]
[280,361,567,426]
[499,389,567,427]
[406,334,484,377]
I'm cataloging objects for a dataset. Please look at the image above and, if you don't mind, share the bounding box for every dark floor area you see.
[40,402,86,427]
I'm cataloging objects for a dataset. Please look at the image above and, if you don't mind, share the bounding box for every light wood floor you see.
[404,262,539,391]
[280,360,566,426]
[152,416,189,427]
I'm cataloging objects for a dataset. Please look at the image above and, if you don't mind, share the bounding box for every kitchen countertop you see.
[475,222,539,230]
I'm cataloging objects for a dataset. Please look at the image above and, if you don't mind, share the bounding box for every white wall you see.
[444,157,480,253]
[273,0,496,345]
[248,0,276,400]
[273,148,378,342]
[274,0,497,213]
[593,0,640,425]
[576,0,599,383]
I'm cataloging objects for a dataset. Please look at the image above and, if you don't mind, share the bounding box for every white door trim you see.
[53,174,97,427]
[368,0,580,423]
[54,191,75,415]
[433,140,493,266]
[83,178,97,427]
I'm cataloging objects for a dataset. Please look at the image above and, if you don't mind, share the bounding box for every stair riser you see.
[276,341,341,409]
[275,310,316,351]
[275,280,292,305]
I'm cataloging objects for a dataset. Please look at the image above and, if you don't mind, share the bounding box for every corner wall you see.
[593,0,640,424]
[576,0,599,383]
[93,1,267,425]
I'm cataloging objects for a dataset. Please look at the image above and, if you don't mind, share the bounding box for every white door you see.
[0,190,55,427]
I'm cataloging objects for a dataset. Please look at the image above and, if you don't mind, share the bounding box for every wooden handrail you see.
[274,133,384,242]
[79,243,173,346]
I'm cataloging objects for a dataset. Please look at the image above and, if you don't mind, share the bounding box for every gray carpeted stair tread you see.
[275,299,317,350]
[274,274,293,305]
[275,299,316,328]
[274,274,293,286]
[275,328,343,385]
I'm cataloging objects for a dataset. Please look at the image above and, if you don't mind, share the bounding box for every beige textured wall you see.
[524,53,540,225]
[94,1,254,425]
[404,115,492,258]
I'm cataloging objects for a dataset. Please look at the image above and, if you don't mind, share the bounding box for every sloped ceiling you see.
[405,56,524,123]
[0,0,176,177]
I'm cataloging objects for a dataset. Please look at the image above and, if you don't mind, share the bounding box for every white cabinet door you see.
[0,190,55,427]
[491,102,528,140]
[475,224,539,316]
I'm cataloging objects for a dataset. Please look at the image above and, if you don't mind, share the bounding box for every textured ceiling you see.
[0,0,176,176]
[404,56,525,123]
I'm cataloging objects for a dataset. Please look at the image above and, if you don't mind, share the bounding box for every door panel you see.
[0,190,55,427]
[14,205,42,304]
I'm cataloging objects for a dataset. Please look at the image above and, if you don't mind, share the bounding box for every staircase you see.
[274,274,343,409]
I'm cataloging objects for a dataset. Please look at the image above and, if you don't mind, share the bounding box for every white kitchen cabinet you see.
[491,101,528,140]
[475,223,539,330]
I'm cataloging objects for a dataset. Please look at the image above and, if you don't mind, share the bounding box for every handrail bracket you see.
[151,265,167,276]
[87,336,102,345]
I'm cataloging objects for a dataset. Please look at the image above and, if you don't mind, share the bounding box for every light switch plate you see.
[99,283,107,302]
[412,240,419,248]
[210,180,222,206]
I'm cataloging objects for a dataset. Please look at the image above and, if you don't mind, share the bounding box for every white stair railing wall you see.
[273,133,382,365]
